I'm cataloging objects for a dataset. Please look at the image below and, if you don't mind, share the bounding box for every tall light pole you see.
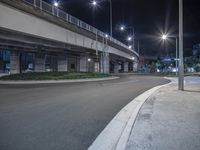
[137,40,140,55]
[179,0,184,90]
[120,25,135,50]
[92,0,112,37]
[109,0,112,37]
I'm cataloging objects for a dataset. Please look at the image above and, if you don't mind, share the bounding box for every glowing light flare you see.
[128,36,132,41]
[162,34,168,40]
[54,1,58,7]
[128,45,132,49]
[131,57,135,60]
[92,0,97,6]
[120,26,125,31]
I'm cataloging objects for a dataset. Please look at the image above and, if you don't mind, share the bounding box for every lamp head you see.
[162,34,168,40]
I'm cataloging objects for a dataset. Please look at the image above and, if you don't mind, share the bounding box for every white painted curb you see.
[0,76,119,85]
[88,80,173,150]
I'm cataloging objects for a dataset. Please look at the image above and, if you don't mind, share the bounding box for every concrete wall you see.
[114,64,119,74]
[124,62,129,72]
[100,53,110,73]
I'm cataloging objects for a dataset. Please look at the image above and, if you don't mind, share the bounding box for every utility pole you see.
[179,0,184,90]
[109,0,112,37]
[175,37,178,76]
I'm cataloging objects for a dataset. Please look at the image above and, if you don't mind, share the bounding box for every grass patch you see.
[0,72,111,80]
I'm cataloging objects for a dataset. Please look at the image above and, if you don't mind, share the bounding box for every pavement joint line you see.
[0,76,119,85]
[88,78,173,150]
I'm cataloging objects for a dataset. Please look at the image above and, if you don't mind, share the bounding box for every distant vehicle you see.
[186,67,195,73]
[171,67,178,73]
[25,64,33,73]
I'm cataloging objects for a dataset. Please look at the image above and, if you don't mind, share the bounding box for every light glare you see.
[131,57,135,60]
[54,2,58,7]
[128,36,132,41]
[162,34,168,40]
[120,26,125,31]
[92,0,97,6]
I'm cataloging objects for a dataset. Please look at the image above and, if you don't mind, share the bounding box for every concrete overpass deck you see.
[0,0,139,74]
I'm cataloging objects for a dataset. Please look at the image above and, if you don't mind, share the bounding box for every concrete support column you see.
[80,54,89,72]
[133,62,138,72]
[10,51,20,74]
[124,62,129,72]
[57,55,68,72]
[88,61,95,72]
[114,63,119,74]
[94,62,100,72]
[34,54,45,72]
[100,53,110,73]
[133,57,139,72]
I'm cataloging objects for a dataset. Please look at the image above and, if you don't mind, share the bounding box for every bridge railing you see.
[23,0,137,55]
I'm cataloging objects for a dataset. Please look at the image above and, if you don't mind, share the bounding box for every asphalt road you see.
[0,75,169,150]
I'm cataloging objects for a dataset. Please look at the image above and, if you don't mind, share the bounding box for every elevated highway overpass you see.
[0,0,139,74]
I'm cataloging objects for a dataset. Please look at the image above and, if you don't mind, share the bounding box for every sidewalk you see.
[126,77,200,150]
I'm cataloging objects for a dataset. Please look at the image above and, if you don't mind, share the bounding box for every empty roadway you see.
[0,75,169,150]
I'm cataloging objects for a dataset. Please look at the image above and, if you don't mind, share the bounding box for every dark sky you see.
[46,0,200,57]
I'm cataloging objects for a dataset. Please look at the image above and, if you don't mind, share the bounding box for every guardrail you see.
[22,0,137,55]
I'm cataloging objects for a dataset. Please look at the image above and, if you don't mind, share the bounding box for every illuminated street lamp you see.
[128,36,132,41]
[128,45,132,49]
[120,26,125,31]
[54,1,58,7]
[162,34,167,40]
[91,0,113,37]
[119,25,136,50]
[92,0,97,6]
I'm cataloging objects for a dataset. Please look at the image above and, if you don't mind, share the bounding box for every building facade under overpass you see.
[0,0,139,74]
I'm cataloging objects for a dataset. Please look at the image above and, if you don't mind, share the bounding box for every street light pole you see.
[137,40,140,55]
[91,0,112,37]
[109,0,112,37]
[132,27,135,51]
[175,37,178,76]
[179,0,184,90]
[120,26,135,50]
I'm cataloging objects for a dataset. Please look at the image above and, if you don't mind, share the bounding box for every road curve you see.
[0,75,169,150]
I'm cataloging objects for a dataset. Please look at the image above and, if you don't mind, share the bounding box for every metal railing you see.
[23,0,137,54]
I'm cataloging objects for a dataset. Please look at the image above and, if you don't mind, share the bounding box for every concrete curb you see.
[0,76,119,85]
[88,79,173,150]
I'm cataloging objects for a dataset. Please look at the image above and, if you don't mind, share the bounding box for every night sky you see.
[45,0,200,57]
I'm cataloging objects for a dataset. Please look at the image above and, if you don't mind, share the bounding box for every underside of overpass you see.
[0,0,139,74]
